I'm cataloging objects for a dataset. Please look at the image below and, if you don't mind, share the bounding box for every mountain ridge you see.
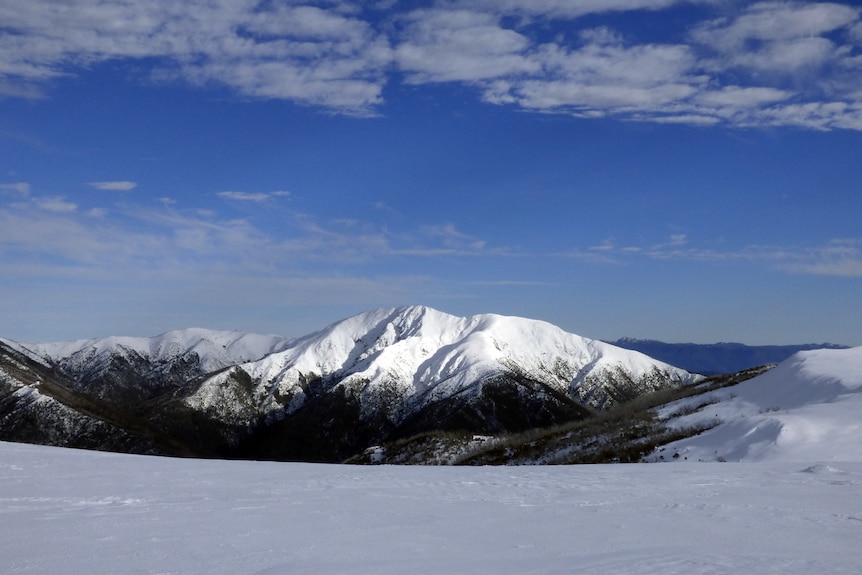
[1,305,698,462]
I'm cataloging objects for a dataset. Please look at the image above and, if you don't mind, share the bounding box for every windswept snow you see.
[2,440,861,574]
[655,347,862,462]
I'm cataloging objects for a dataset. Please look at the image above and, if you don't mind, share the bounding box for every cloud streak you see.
[577,234,862,277]
[217,191,291,202]
[89,181,137,191]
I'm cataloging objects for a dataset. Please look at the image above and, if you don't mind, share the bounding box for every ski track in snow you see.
[2,441,861,574]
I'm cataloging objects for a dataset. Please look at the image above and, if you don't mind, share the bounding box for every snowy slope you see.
[2,440,861,575]
[655,346,862,462]
[0,339,161,453]
[187,306,699,423]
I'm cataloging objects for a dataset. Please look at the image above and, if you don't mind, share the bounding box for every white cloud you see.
[692,2,860,51]
[696,85,793,107]
[89,181,137,191]
[482,33,702,113]
[35,196,77,213]
[0,0,391,113]
[395,9,538,83]
[218,191,270,202]
[2,1,862,128]
[218,191,291,202]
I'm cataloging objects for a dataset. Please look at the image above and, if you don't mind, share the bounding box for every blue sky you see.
[1,0,861,345]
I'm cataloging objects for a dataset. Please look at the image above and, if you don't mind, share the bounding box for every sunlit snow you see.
[2,441,861,575]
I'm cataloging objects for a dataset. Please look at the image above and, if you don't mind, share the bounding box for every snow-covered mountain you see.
[29,328,293,374]
[1,306,698,461]
[182,307,699,460]
[653,346,862,462]
[14,328,293,408]
[189,306,697,419]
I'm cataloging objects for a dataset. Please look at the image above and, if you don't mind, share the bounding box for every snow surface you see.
[655,347,862,463]
[2,440,861,575]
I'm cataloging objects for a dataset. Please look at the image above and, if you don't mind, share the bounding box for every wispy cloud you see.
[217,191,291,202]
[34,196,77,213]
[88,181,137,191]
[582,234,862,277]
[774,239,862,277]
[0,186,497,278]
[589,239,616,252]
[0,182,31,197]
[420,223,487,252]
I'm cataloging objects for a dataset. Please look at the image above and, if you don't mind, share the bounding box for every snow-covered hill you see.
[654,346,862,462]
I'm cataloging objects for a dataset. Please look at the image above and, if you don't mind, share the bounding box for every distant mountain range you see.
[607,338,849,376]
[0,306,697,462]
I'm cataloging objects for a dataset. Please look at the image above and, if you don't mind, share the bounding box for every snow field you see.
[2,441,861,574]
